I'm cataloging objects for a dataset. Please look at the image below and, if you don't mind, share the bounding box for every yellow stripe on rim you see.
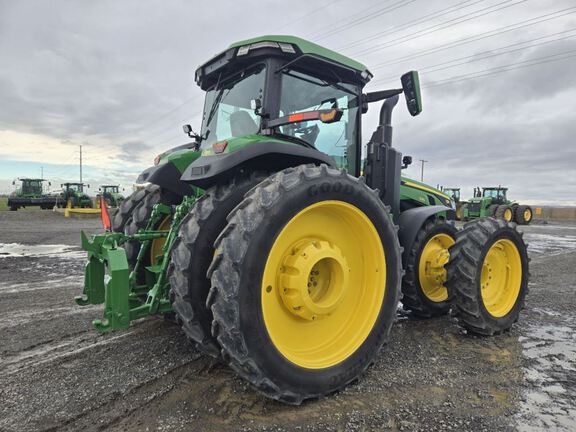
[418,233,454,302]
[150,216,172,266]
[261,200,386,369]
[481,239,522,317]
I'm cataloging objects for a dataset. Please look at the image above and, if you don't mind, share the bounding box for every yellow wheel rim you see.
[418,233,454,302]
[503,208,513,221]
[150,216,171,265]
[481,239,522,317]
[523,208,532,222]
[261,200,386,369]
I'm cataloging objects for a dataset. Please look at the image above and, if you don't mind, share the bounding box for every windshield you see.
[200,64,266,148]
[446,189,460,200]
[279,69,359,172]
[65,184,81,192]
[22,180,41,193]
[483,189,505,199]
[103,186,117,193]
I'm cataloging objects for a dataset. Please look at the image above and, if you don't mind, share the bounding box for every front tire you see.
[495,205,513,222]
[208,165,402,404]
[446,218,529,335]
[515,205,533,225]
[401,218,457,317]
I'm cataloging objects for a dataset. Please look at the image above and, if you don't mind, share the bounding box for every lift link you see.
[75,196,196,332]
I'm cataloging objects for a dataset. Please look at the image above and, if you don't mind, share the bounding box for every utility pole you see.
[41,166,43,179]
[419,159,428,182]
[79,145,83,183]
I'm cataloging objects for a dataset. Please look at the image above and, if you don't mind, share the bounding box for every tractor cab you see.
[482,187,508,205]
[12,178,47,197]
[191,36,371,178]
[100,185,119,194]
[62,182,86,193]
[443,188,460,203]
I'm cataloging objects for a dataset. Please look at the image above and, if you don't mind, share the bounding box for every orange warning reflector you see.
[213,140,228,154]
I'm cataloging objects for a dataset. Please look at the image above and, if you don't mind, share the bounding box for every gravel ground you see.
[0,211,574,432]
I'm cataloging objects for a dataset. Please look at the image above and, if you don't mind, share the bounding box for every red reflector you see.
[100,196,111,231]
[288,113,305,122]
[213,140,228,154]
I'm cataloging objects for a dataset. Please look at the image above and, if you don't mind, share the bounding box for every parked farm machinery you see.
[8,178,58,211]
[462,186,533,224]
[76,36,529,404]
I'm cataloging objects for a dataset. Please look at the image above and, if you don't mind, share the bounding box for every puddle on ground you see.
[0,243,85,259]
[523,234,576,256]
[517,322,576,431]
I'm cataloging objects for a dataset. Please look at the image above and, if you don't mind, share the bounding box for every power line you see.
[369,6,576,70]
[276,0,348,31]
[309,0,416,42]
[337,0,484,51]
[350,0,528,57]
[422,48,576,88]
[372,28,576,85]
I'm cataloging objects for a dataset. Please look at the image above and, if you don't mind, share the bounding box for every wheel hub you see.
[279,240,349,321]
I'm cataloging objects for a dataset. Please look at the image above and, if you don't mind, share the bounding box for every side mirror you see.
[401,71,422,117]
[183,124,192,134]
[12,181,15,185]
[250,99,261,111]
[401,155,413,169]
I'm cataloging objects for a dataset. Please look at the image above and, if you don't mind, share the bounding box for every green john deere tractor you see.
[61,182,93,208]
[7,178,58,210]
[76,35,529,404]
[462,186,533,225]
[98,185,125,207]
[441,187,463,219]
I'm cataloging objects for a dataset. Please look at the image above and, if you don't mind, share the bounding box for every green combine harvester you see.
[462,186,533,224]
[7,178,57,211]
[76,36,529,404]
[98,185,125,207]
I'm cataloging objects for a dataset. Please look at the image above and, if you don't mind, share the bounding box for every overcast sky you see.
[1,0,575,204]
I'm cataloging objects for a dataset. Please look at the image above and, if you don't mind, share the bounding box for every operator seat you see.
[230,111,258,137]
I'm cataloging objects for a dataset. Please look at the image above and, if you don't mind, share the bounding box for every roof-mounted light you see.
[236,41,296,57]
[361,70,373,81]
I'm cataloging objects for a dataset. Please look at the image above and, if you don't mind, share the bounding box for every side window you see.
[280,70,359,173]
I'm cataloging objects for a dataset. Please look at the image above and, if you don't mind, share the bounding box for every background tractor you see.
[60,182,93,208]
[439,187,463,220]
[462,186,533,224]
[77,36,529,404]
[7,178,58,211]
[98,185,125,207]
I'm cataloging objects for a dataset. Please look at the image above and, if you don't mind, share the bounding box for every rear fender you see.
[398,205,455,268]
[136,161,195,198]
[180,142,336,189]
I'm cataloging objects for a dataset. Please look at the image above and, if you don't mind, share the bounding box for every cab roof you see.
[229,35,369,74]
[195,35,372,90]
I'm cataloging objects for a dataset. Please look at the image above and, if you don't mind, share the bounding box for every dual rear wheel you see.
[168,165,529,403]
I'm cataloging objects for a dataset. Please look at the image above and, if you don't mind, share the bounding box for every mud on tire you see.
[207,165,402,404]
[169,172,268,357]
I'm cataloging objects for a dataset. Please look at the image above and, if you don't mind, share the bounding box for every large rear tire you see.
[169,172,268,357]
[401,218,457,317]
[515,205,533,225]
[495,205,513,222]
[208,165,402,404]
[446,218,529,335]
[488,204,499,217]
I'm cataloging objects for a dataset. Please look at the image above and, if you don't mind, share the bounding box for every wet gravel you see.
[0,211,574,432]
